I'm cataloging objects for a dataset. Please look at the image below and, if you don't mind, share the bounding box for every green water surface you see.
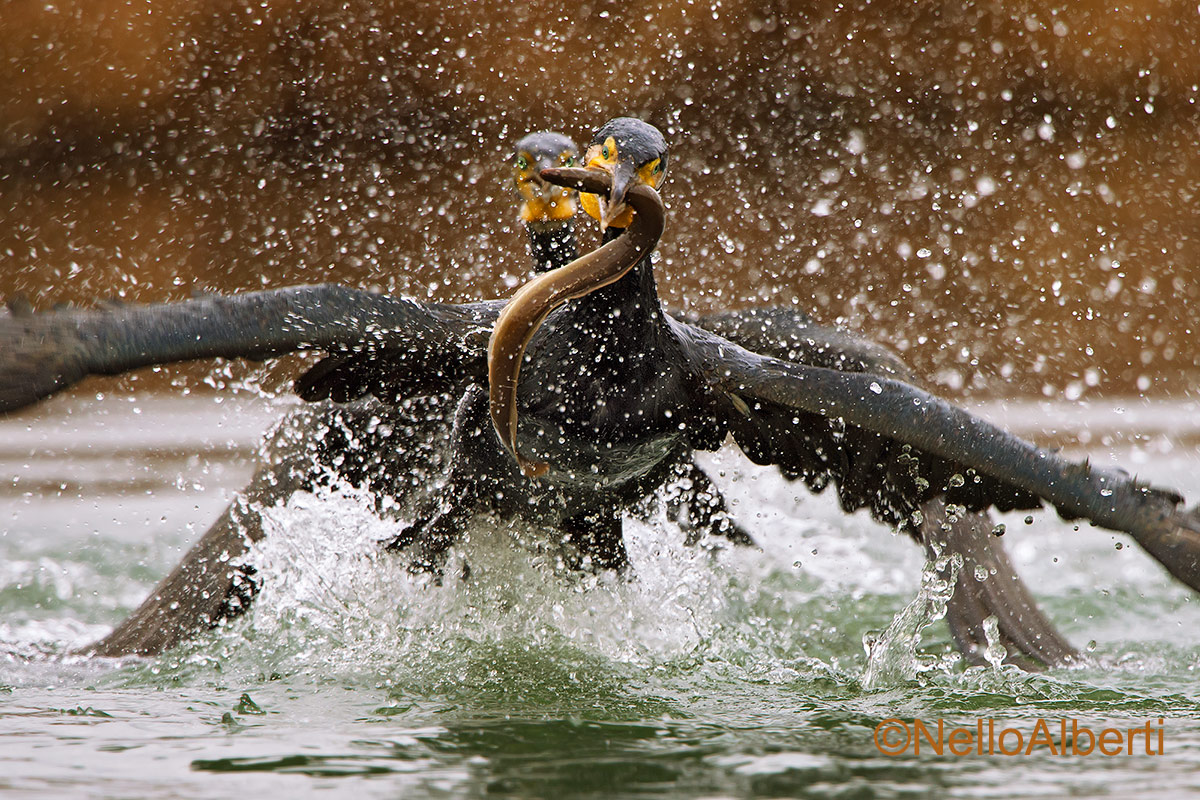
[2,395,1199,798]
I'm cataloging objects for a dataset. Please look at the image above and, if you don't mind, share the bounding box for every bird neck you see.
[579,224,662,325]
[524,219,579,273]
[488,178,667,474]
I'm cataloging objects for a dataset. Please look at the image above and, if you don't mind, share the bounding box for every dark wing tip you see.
[0,311,90,414]
[1131,505,1200,592]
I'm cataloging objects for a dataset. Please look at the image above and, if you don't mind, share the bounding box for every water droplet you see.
[948,474,965,488]
[991,523,1006,537]
[982,615,1008,669]
[1024,515,1034,525]
[234,693,264,715]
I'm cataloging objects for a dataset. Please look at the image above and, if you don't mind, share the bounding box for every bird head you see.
[513,131,579,224]
[579,117,668,233]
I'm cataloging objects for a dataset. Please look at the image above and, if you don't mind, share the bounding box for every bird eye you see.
[602,145,611,160]
[561,154,575,166]
[653,161,664,174]
[516,155,529,170]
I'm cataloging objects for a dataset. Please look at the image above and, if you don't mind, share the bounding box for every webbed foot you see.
[665,460,755,547]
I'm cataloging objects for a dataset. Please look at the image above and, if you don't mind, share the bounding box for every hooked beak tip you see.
[601,163,635,231]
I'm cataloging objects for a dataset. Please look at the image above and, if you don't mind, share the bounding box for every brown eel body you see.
[488,167,664,477]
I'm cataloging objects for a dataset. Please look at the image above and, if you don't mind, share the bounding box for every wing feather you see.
[676,320,1200,589]
[0,285,492,413]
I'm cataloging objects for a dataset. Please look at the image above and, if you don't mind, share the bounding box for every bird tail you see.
[921,500,1078,669]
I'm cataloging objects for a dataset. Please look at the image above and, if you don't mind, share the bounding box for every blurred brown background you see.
[2,0,1198,398]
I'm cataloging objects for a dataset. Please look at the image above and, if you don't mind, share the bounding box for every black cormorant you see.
[513,131,580,274]
[298,120,1200,668]
[0,131,745,654]
[2,120,1197,669]
[336,120,1200,662]
[510,130,755,548]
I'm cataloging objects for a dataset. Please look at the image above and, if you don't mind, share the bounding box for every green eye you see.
[653,161,664,174]
[516,155,528,170]
[562,154,575,166]
[602,145,611,160]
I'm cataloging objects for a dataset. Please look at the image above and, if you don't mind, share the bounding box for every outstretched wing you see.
[675,320,1200,591]
[682,309,1078,666]
[689,306,915,381]
[292,299,503,402]
[0,285,491,414]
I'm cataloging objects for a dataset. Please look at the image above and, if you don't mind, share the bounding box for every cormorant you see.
[0,131,744,654]
[2,120,1196,669]
[513,131,580,274]
[511,130,755,547]
[304,119,1200,662]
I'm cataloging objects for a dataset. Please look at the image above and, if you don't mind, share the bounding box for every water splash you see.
[233,484,740,685]
[860,548,962,689]
[981,615,1009,670]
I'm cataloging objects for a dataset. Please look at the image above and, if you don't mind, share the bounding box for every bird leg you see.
[664,459,755,547]
[384,384,490,573]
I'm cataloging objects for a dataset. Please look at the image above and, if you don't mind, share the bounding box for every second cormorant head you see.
[579,117,668,232]
[513,131,579,224]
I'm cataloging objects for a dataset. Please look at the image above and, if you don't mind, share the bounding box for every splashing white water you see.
[860,548,962,689]
[242,482,743,679]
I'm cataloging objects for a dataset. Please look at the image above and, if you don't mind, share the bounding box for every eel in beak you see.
[487,166,666,477]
